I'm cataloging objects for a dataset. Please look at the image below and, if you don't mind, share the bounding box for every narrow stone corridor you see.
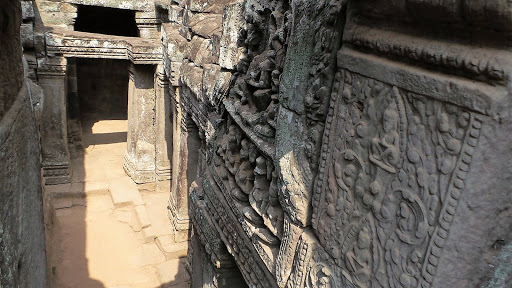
[2,1,511,287]
[44,117,189,288]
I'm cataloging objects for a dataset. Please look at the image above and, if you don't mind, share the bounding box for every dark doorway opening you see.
[69,58,130,148]
[74,5,139,37]
[76,58,129,119]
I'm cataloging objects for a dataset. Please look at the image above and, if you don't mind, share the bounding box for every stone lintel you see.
[45,30,162,64]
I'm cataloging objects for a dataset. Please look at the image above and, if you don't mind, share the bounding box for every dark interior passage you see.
[76,58,129,119]
[74,5,139,37]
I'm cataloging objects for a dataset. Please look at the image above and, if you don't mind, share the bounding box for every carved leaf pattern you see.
[313,70,478,288]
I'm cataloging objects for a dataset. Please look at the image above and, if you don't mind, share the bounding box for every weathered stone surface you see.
[38,56,71,184]
[136,243,166,267]
[59,0,151,11]
[179,60,203,98]
[21,23,34,48]
[0,78,48,288]
[202,64,231,106]
[156,258,190,285]
[162,23,188,63]
[0,1,24,120]
[21,0,35,20]
[12,0,512,287]
[45,28,163,64]
[124,64,157,183]
[109,177,144,207]
[188,12,222,39]
[184,35,218,67]
[189,0,238,14]
[0,2,46,287]
[218,1,244,70]
[156,234,188,259]
[167,4,185,24]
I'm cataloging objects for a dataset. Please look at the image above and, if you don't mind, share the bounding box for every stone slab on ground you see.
[70,181,109,194]
[141,192,174,236]
[134,205,151,228]
[156,234,188,259]
[45,183,72,193]
[113,208,142,232]
[136,243,166,267]
[109,177,144,207]
[142,226,157,243]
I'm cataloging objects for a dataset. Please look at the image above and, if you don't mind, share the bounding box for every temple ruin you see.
[1,0,512,287]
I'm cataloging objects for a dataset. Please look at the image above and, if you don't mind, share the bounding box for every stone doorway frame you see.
[38,29,165,185]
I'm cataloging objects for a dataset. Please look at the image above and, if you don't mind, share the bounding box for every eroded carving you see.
[214,120,284,248]
[312,70,484,288]
[227,0,291,143]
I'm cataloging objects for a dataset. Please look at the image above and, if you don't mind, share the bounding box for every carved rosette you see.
[311,68,484,288]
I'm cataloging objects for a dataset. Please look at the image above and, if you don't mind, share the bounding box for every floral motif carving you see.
[312,70,483,288]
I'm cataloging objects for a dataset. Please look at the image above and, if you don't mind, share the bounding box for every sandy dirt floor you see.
[45,117,189,288]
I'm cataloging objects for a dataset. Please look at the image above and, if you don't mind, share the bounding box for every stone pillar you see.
[37,56,71,185]
[124,64,157,184]
[66,58,78,119]
[66,58,82,150]
[155,64,172,182]
[136,11,161,39]
[168,108,200,242]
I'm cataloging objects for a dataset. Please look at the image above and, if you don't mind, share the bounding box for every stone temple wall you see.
[15,0,512,287]
[0,0,47,287]
[161,0,512,287]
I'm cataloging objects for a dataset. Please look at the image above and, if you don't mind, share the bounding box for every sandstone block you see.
[168,4,184,24]
[136,243,166,267]
[179,60,203,98]
[188,13,223,39]
[21,1,35,20]
[109,177,144,208]
[21,23,34,48]
[219,1,244,70]
[184,36,218,67]
[142,226,157,243]
[156,234,188,259]
[134,205,152,229]
[189,0,239,14]
[203,64,231,105]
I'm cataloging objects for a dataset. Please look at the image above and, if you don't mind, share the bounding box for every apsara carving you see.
[312,70,483,288]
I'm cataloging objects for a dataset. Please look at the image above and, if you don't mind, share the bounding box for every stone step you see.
[134,205,151,228]
[156,235,189,260]
[109,176,144,208]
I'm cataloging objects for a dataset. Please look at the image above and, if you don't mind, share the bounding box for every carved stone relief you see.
[212,119,284,249]
[226,0,291,143]
[276,0,345,228]
[311,68,484,288]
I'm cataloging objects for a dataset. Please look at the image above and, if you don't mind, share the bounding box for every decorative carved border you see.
[419,113,483,286]
[344,24,510,83]
[46,31,162,64]
[201,169,279,288]
[224,100,276,158]
[311,47,488,288]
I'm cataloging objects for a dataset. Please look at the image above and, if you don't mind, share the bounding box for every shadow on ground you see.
[45,113,190,288]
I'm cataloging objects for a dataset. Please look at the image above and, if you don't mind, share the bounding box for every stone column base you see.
[156,167,171,181]
[167,200,190,243]
[43,164,71,185]
[123,154,156,184]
